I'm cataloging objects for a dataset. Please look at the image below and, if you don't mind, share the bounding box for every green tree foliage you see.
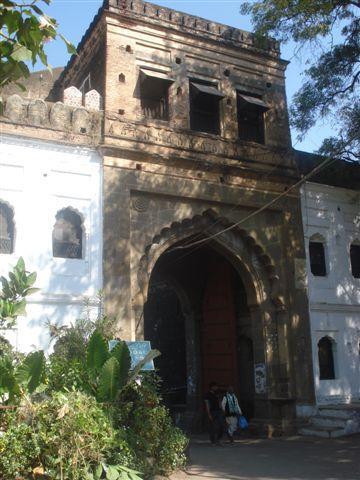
[0,0,76,90]
[0,257,39,329]
[241,1,360,162]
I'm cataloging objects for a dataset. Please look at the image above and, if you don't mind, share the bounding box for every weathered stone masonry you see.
[1,0,316,433]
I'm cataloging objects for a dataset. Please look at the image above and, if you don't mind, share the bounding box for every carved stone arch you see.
[52,206,86,259]
[138,209,284,311]
[0,198,16,254]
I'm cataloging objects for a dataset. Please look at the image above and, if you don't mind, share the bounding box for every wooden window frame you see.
[140,68,174,121]
[189,79,224,135]
[237,91,268,145]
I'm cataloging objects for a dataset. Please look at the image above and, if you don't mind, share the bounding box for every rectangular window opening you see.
[237,91,267,144]
[189,80,224,135]
[309,241,327,277]
[350,244,360,278]
[140,69,173,121]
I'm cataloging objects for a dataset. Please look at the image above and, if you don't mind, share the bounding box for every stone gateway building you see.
[0,0,320,434]
[50,0,314,433]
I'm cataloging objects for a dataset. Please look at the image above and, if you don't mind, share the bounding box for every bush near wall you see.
[0,311,188,480]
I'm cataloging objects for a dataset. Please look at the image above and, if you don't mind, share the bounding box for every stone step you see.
[318,408,354,420]
[311,415,347,428]
[299,426,346,439]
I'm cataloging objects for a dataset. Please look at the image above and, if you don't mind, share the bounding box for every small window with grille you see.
[318,336,336,380]
[309,239,327,276]
[237,91,269,144]
[52,208,83,260]
[350,243,360,278]
[0,202,14,255]
[140,68,174,121]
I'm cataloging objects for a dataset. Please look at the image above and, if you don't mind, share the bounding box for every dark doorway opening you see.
[144,240,255,425]
[144,279,187,407]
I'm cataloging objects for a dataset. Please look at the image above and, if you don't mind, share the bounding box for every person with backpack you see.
[221,385,242,443]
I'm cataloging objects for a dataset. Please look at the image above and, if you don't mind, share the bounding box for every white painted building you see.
[0,135,102,353]
[301,181,360,406]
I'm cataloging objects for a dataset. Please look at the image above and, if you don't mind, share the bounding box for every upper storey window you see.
[140,68,174,121]
[53,208,83,260]
[237,92,269,144]
[350,243,360,278]
[190,80,225,135]
[0,202,14,255]
[309,236,327,277]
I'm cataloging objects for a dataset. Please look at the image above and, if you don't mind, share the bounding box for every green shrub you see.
[0,391,134,480]
[46,355,90,394]
[0,421,40,479]
[116,383,188,478]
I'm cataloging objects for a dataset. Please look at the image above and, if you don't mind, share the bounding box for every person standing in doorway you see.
[204,382,224,446]
[221,385,242,443]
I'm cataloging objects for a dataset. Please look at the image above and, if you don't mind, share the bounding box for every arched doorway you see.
[137,210,297,434]
[144,240,255,426]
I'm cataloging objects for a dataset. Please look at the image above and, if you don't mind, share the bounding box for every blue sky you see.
[40,0,333,153]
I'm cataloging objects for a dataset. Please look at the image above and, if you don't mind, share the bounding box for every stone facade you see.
[0,0,316,433]
[52,0,314,432]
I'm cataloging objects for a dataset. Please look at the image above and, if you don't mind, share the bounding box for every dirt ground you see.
[169,434,360,480]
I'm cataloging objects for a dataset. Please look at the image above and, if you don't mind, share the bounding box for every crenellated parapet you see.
[0,92,103,146]
[106,0,280,56]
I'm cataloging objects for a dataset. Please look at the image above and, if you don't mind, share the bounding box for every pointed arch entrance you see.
[139,210,294,431]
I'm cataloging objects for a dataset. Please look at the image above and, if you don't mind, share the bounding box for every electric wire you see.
[166,153,336,254]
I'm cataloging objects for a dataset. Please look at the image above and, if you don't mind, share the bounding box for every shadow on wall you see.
[101,109,315,406]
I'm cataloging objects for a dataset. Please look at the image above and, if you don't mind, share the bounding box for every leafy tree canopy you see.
[241,1,360,163]
[0,0,76,90]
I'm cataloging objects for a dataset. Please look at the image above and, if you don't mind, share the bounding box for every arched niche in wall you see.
[52,207,85,260]
[318,336,336,380]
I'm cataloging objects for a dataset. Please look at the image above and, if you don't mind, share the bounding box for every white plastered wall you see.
[301,182,360,405]
[0,135,103,353]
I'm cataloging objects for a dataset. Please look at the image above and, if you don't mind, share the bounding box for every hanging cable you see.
[167,154,336,253]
